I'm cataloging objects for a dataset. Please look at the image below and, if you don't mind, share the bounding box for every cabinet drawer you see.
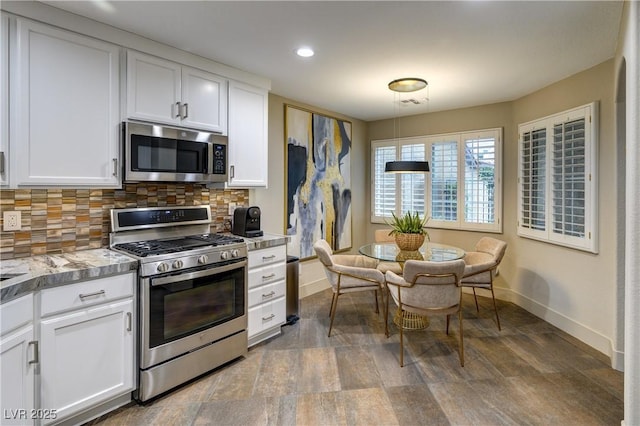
[41,273,135,317]
[248,262,286,289]
[248,296,286,337]
[248,245,286,268]
[1,293,33,336]
[248,279,285,308]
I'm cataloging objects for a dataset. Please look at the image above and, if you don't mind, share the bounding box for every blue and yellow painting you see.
[285,105,352,259]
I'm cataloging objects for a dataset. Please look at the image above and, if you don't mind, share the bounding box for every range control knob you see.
[220,251,229,260]
[197,255,209,265]
[173,260,184,269]
[231,249,240,258]
[156,262,169,273]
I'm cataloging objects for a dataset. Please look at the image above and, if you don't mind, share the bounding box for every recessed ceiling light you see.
[296,47,314,58]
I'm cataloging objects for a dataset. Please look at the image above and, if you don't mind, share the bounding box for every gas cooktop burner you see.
[114,233,246,257]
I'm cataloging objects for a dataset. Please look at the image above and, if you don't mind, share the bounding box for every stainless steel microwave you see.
[123,121,227,184]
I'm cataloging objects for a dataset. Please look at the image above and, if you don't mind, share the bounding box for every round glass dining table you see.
[358,241,466,263]
[359,241,466,331]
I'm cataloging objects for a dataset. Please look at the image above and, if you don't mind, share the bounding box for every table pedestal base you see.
[393,309,429,330]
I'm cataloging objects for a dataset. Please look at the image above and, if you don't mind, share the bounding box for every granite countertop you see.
[0,249,138,304]
[242,233,289,251]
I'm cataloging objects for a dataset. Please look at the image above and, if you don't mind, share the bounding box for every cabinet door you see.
[181,66,227,134]
[227,80,268,187]
[11,18,120,187]
[1,14,8,186]
[40,299,134,425]
[126,50,181,125]
[0,325,35,426]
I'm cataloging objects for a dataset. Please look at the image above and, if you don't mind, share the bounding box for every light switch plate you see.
[228,203,236,215]
[3,211,21,231]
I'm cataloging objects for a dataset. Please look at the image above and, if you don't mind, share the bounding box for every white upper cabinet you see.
[126,50,227,134]
[10,18,121,187]
[227,80,268,187]
[1,14,9,187]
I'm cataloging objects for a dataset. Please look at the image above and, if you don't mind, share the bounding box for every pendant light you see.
[385,78,430,173]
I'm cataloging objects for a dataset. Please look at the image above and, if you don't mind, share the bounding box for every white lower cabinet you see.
[0,294,35,426]
[247,245,287,346]
[39,273,135,425]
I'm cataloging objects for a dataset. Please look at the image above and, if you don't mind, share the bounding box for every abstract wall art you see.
[285,105,352,260]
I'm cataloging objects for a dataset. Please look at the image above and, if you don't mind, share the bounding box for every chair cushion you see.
[376,261,402,275]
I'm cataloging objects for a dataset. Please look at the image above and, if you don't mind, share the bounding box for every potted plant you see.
[387,211,430,251]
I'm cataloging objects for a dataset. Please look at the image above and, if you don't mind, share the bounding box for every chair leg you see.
[374,289,379,314]
[490,287,501,331]
[446,314,450,335]
[328,292,337,317]
[384,288,390,338]
[458,308,464,367]
[399,316,404,367]
[328,293,339,337]
[472,287,480,312]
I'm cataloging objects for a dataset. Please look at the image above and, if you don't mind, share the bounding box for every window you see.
[517,102,598,253]
[371,128,502,233]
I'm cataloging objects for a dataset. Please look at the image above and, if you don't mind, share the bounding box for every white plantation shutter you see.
[400,143,426,216]
[520,128,547,233]
[464,134,498,227]
[517,102,597,253]
[552,119,586,238]
[372,143,396,220]
[430,140,458,222]
[372,129,502,233]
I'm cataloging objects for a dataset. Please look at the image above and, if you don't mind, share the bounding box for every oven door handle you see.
[151,260,247,286]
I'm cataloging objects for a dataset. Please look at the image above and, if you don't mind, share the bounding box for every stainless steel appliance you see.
[109,206,247,402]
[123,121,228,184]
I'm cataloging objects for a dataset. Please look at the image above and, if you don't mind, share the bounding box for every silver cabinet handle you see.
[262,273,276,281]
[262,314,275,322]
[28,341,38,365]
[262,291,276,299]
[0,152,5,174]
[262,255,276,262]
[182,103,189,119]
[174,102,182,118]
[126,312,132,331]
[230,165,234,179]
[112,158,118,177]
[79,290,105,300]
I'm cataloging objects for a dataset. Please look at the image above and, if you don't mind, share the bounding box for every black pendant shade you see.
[385,161,430,173]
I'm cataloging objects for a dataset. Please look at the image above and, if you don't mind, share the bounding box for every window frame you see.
[517,102,598,253]
[371,128,503,233]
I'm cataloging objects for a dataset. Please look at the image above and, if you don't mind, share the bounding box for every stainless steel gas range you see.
[109,206,248,402]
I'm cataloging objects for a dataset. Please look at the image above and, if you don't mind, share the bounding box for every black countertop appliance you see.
[232,206,263,237]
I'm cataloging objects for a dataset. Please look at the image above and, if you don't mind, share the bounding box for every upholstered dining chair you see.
[374,228,403,275]
[313,239,386,337]
[461,237,508,330]
[384,259,466,367]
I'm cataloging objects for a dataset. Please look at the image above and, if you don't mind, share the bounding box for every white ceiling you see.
[39,1,623,121]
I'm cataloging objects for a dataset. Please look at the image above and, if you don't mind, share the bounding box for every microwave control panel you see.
[213,144,226,175]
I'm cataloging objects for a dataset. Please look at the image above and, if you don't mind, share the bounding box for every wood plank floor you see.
[91,290,624,425]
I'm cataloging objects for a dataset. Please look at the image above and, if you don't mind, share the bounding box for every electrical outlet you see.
[228,203,236,215]
[3,211,21,231]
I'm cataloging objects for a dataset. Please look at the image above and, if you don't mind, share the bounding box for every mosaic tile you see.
[0,184,248,259]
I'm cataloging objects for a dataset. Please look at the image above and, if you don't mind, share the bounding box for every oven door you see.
[139,259,247,369]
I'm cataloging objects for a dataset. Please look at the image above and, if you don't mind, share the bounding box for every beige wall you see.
[256,60,619,363]
[250,94,369,297]
[367,60,619,362]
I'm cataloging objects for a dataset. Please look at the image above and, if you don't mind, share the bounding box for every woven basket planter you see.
[394,233,425,251]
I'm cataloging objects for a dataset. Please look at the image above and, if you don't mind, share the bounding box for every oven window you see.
[148,265,245,348]
[163,278,234,340]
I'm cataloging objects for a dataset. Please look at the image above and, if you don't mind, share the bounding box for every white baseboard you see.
[299,276,330,299]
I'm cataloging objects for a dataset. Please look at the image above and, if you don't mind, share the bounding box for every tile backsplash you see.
[0,184,248,260]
